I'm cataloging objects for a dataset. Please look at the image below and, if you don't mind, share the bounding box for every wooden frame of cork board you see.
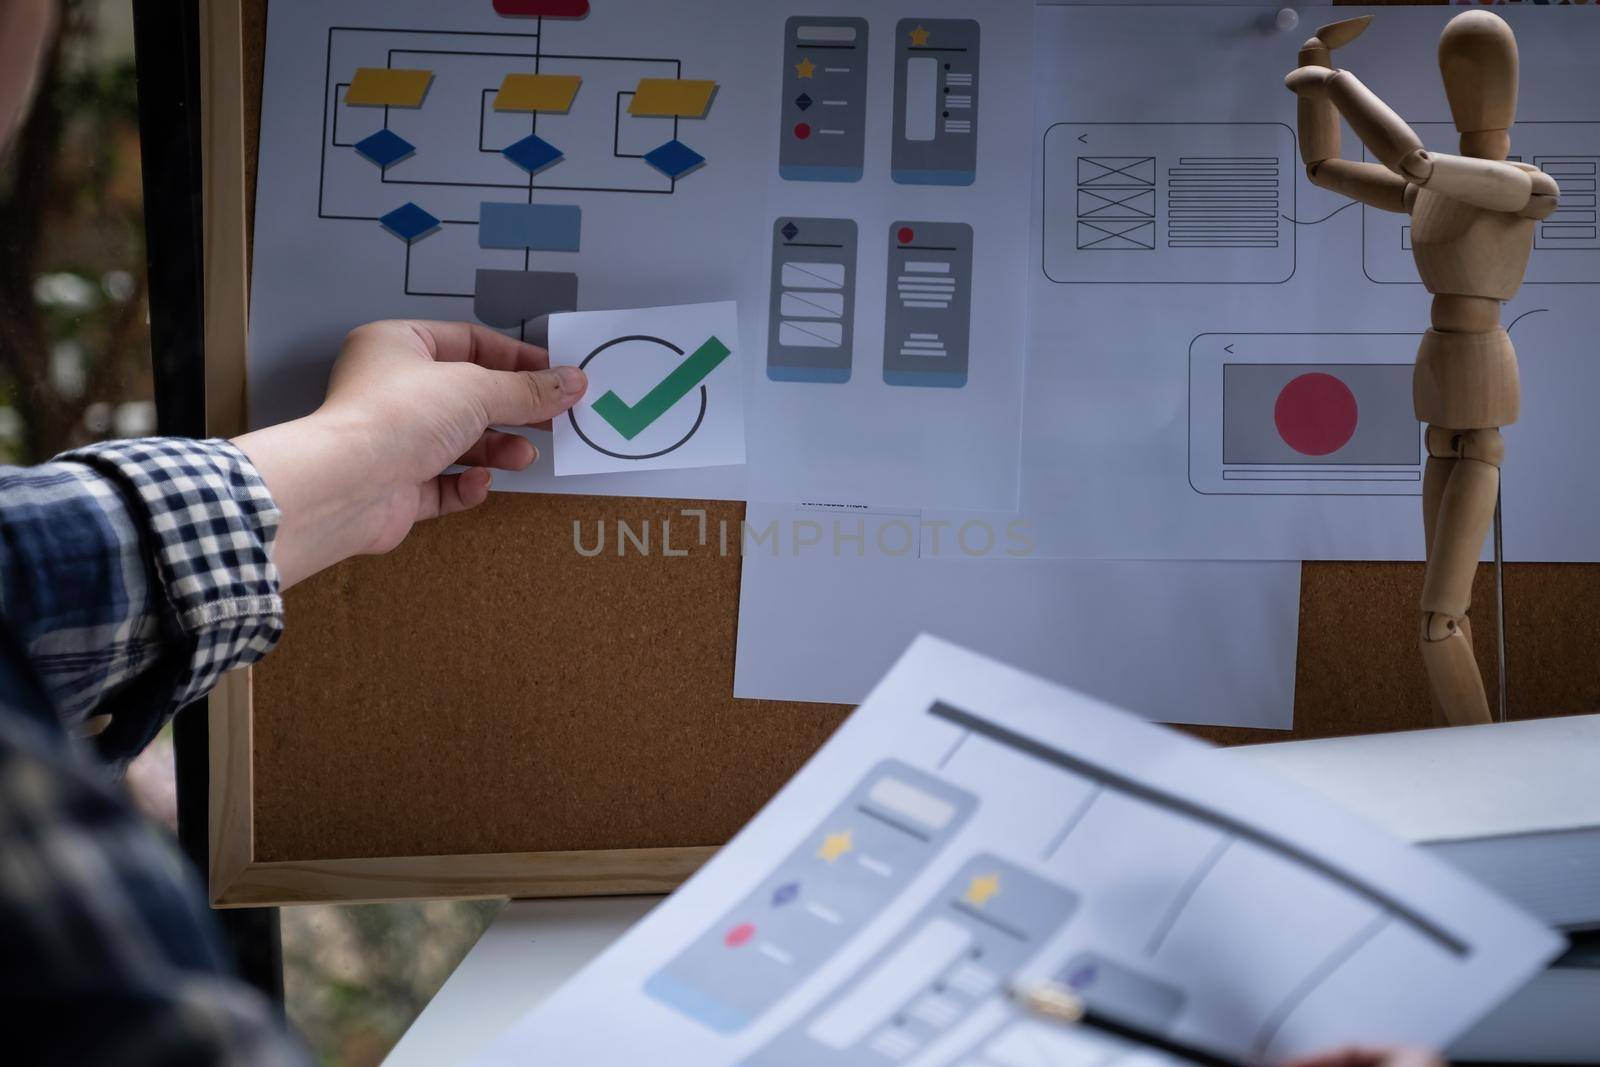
[202,0,1599,908]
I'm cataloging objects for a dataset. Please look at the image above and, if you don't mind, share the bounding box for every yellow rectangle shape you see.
[627,78,717,118]
[345,68,434,108]
[493,73,582,113]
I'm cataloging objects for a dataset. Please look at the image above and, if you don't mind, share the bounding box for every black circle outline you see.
[568,334,709,461]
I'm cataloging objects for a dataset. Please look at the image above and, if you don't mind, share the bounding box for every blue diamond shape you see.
[781,221,799,240]
[354,129,415,168]
[379,202,440,243]
[643,139,706,180]
[771,882,799,907]
[502,133,563,174]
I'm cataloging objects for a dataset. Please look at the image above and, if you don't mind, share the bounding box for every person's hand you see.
[1286,1047,1446,1067]
[317,320,586,549]
[234,320,586,589]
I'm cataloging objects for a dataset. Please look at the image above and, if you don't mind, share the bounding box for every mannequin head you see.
[0,0,56,156]
[1439,9,1518,160]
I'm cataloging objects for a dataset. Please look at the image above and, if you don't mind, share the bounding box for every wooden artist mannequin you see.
[1284,11,1559,727]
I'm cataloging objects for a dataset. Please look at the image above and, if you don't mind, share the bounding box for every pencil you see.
[1009,982,1250,1067]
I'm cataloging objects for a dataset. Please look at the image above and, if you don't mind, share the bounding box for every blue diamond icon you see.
[795,93,813,111]
[379,202,440,243]
[771,882,799,907]
[781,221,799,240]
[502,133,563,174]
[354,129,415,168]
[643,139,706,180]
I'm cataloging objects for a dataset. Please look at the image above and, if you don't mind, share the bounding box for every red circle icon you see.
[793,123,812,140]
[897,226,915,244]
[724,922,755,948]
[1274,372,1359,456]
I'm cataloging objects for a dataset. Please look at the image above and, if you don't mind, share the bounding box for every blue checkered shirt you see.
[0,438,307,1064]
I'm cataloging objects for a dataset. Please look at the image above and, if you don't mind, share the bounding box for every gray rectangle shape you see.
[768,217,857,383]
[473,269,578,329]
[1223,363,1418,466]
[779,16,868,183]
[884,221,972,388]
[748,854,1079,1066]
[478,202,581,252]
[1057,951,1185,1032]
[891,18,980,186]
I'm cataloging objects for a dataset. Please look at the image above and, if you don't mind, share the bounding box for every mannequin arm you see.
[1290,66,1552,216]
[1409,152,1555,216]
[1302,158,1410,214]
[1285,18,1408,214]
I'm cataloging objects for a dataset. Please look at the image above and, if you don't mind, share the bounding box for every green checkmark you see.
[590,335,732,441]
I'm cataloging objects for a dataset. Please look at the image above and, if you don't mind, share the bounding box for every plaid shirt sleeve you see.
[0,437,284,764]
[0,437,309,1064]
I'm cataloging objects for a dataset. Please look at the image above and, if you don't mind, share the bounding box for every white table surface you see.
[381,713,1600,1064]
[382,895,662,1067]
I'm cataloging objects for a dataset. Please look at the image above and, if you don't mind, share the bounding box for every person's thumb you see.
[478,364,587,426]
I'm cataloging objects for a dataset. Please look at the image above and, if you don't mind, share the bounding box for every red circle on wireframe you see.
[493,0,590,16]
[1274,372,1358,456]
[898,227,915,244]
[724,922,755,948]
[794,123,812,140]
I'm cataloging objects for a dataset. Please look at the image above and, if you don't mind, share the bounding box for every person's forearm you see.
[233,411,383,590]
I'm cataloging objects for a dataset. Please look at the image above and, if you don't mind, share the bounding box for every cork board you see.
[217,0,1599,905]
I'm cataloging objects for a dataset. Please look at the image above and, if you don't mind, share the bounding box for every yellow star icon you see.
[817,830,853,862]
[909,25,930,47]
[795,57,816,79]
[963,872,1001,907]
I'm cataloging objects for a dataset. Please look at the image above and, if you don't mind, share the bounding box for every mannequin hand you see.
[1311,15,1373,52]
[234,320,587,588]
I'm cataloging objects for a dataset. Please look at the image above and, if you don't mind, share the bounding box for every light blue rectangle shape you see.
[779,164,863,183]
[768,364,851,384]
[642,973,750,1034]
[478,202,581,251]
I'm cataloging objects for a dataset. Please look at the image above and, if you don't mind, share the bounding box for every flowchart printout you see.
[249,0,1034,510]
[469,637,1561,1067]
[731,503,1300,729]
[1023,5,1600,560]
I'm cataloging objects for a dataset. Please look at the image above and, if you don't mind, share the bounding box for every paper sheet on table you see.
[468,636,1562,1066]
[1022,5,1600,561]
[248,0,1033,510]
[732,504,1299,730]
[551,302,745,476]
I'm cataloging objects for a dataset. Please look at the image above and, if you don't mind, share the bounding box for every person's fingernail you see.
[555,365,586,395]
[528,445,542,466]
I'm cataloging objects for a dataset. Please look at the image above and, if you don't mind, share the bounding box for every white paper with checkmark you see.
[551,301,746,477]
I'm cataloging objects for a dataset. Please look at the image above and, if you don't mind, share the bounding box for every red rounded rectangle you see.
[493,0,590,16]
